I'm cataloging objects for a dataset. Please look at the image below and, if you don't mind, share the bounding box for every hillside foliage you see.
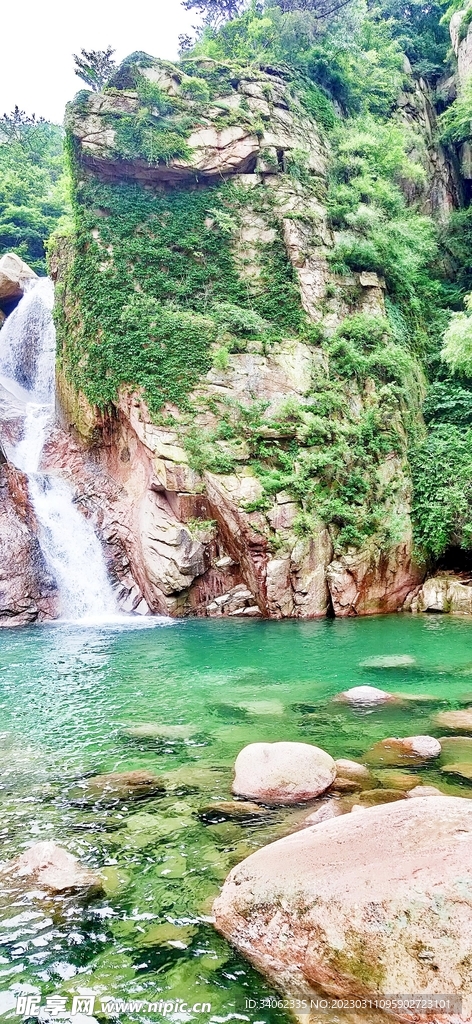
[0,109,70,273]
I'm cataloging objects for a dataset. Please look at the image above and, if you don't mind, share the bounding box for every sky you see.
[0,0,196,124]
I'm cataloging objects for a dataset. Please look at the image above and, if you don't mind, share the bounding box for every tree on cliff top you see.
[182,0,246,26]
[73,47,117,91]
[182,0,355,26]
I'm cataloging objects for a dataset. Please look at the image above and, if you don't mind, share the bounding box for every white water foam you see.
[0,278,121,623]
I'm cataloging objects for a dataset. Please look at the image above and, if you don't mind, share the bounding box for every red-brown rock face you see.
[0,461,58,626]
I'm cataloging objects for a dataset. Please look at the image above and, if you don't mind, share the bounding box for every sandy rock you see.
[232,741,336,804]
[198,801,271,822]
[301,801,344,826]
[435,710,472,733]
[335,685,395,705]
[1,841,103,896]
[406,785,445,797]
[0,253,36,302]
[364,736,441,767]
[329,777,362,793]
[416,574,472,615]
[75,770,165,803]
[326,531,422,617]
[334,759,373,785]
[213,797,472,1017]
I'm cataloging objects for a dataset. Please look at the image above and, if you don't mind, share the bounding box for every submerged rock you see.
[374,769,422,791]
[237,700,285,716]
[0,841,103,896]
[359,654,416,669]
[122,723,195,740]
[232,741,336,804]
[213,797,472,1016]
[439,735,472,763]
[356,787,407,806]
[335,685,395,705]
[329,777,362,793]
[198,800,271,822]
[74,770,165,803]
[440,762,472,781]
[364,735,441,767]
[434,709,472,733]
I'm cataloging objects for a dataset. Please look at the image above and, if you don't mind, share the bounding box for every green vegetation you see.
[53,0,472,566]
[411,425,472,559]
[0,109,70,273]
[56,167,303,414]
[73,46,117,92]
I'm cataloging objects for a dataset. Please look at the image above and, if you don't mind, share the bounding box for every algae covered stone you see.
[364,735,441,767]
[73,769,165,803]
[434,709,472,733]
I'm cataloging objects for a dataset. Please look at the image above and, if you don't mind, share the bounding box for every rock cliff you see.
[42,53,458,618]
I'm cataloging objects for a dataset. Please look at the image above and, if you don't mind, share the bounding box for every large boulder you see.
[232,741,336,804]
[1,841,103,896]
[0,253,36,304]
[214,797,472,1020]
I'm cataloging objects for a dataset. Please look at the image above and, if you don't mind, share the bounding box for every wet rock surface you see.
[364,735,441,767]
[71,770,166,804]
[0,462,58,626]
[0,841,103,897]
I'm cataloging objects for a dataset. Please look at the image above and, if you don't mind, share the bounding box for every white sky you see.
[0,0,196,124]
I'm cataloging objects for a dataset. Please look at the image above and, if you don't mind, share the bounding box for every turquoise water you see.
[1,613,472,1023]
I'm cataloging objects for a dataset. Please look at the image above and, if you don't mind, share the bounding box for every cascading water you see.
[0,278,118,622]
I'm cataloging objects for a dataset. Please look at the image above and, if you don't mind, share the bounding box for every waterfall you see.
[0,278,118,622]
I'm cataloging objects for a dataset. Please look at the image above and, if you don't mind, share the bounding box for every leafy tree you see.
[0,106,46,144]
[371,0,449,80]
[73,47,116,91]
[410,424,472,559]
[0,111,70,273]
[181,0,246,26]
[441,293,472,376]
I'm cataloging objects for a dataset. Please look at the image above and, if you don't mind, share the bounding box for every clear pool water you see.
[1,613,472,1023]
